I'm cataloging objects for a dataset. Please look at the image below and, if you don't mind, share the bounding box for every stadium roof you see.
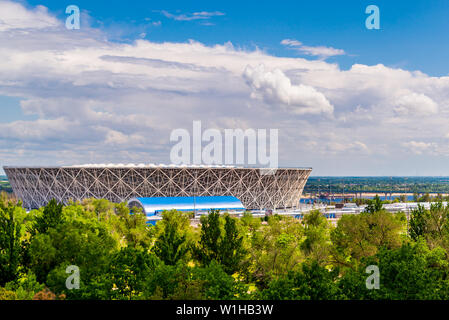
[127,196,245,216]
[4,163,312,170]
[65,163,238,168]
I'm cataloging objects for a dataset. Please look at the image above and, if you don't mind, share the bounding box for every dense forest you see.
[1,192,449,300]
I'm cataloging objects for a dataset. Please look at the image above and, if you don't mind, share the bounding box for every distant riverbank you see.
[303,192,449,198]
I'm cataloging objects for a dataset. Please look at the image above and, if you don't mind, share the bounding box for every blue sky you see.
[1,0,449,176]
[22,0,449,75]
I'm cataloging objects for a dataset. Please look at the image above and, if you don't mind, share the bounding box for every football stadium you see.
[3,164,312,210]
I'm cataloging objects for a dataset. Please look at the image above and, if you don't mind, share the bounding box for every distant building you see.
[128,196,245,215]
[128,195,245,225]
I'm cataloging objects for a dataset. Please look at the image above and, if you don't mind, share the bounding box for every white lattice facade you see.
[4,166,312,210]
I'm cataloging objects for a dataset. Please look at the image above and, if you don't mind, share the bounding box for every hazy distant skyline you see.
[1,0,449,176]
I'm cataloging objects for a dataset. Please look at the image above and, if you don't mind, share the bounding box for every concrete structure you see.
[3,164,312,210]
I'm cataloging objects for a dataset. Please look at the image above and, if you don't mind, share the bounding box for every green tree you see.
[261,261,341,300]
[248,215,304,288]
[31,199,64,236]
[340,241,449,299]
[108,247,160,299]
[153,210,191,265]
[0,199,23,285]
[196,209,221,264]
[192,261,245,299]
[143,263,185,299]
[29,218,117,287]
[0,287,17,300]
[364,195,383,214]
[195,210,247,274]
[331,210,404,265]
[4,271,45,300]
[219,215,247,274]
[408,202,449,251]
[115,203,151,249]
[300,210,331,264]
[409,204,427,241]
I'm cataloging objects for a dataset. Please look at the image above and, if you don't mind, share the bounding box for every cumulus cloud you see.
[326,141,370,154]
[104,129,146,146]
[0,0,59,31]
[243,64,334,115]
[0,118,72,141]
[402,141,438,155]
[393,92,438,115]
[281,38,345,59]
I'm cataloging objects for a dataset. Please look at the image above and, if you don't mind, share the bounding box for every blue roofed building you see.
[127,195,245,224]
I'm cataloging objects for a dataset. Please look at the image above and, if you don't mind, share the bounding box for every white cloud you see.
[393,92,438,115]
[299,45,345,59]
[280,39,302,47]
[0,118,76,141]
[160,10,225,21]
[243,64,334,115]
[281,38,345,59]
[326,141,370,154]
[1,1,449,174]
[402,141,438,155]
[0,0,59,31]
[104,129,145,146]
